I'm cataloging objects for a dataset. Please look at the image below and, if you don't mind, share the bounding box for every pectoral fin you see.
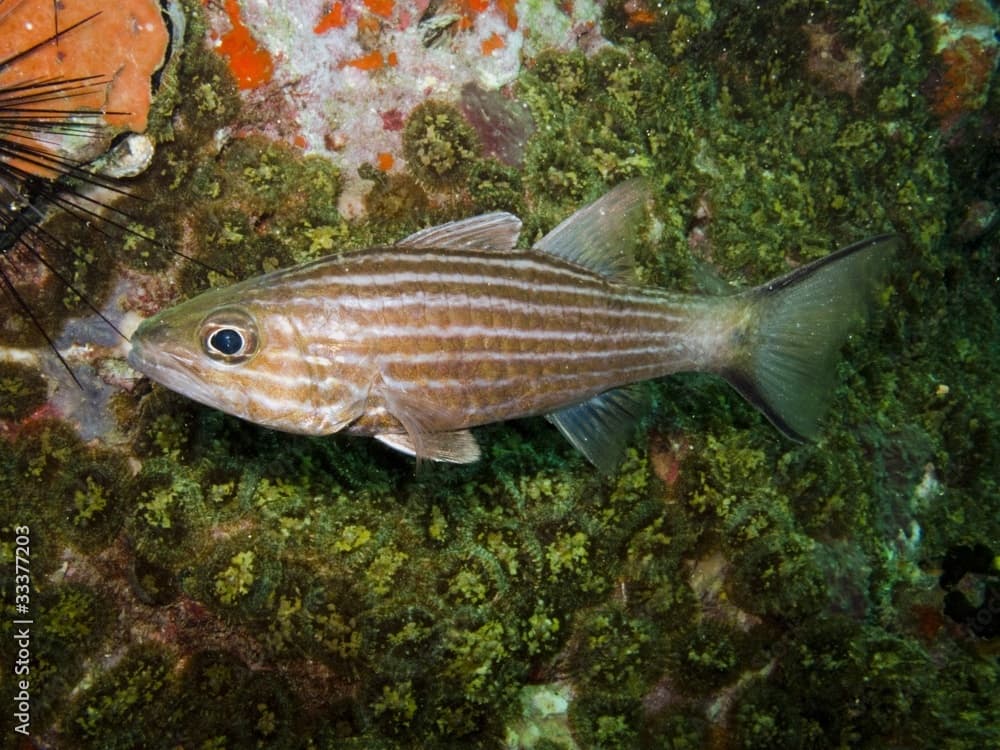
[375,430,481,464]
[373,376,482,464]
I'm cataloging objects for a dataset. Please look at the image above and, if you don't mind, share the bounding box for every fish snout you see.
[127,315,188,376]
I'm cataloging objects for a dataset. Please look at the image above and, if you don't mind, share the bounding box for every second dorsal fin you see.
[533,178,649,281]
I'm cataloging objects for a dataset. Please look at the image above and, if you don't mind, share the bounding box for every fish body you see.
[128,181,898,471]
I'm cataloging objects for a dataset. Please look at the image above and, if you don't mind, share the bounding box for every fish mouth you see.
[127,339,166,381]
[127,317,192,379]
[128,338,192,389]
[127,330,220,410]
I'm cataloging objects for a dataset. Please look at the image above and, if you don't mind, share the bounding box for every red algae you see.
[314,2,347,34]
[342,51,383,71]
[459,0,516,31]
[497,0,519,29]
[381,109,405,131]
[952,0,997,25]
[363,0,395,19]
[215,0,274,90]
[0,0,169,148]
[622,0,657,28]
[341,50,397,71]
[931,35,997,121]
[924,0,999,130]
[629,11,656,25]
[481,32,505,56]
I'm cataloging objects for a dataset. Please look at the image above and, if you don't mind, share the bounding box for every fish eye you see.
[209,328,244,355]
[199,308,259,364]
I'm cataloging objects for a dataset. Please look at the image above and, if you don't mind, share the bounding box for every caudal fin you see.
[722,234,900,440]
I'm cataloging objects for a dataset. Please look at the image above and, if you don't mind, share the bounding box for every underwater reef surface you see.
[1,0,998,747]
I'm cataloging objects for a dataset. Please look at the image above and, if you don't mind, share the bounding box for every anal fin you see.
[546,385,647,474]
[375,430,481,464]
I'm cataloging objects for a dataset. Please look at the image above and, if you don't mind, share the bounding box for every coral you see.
[402,100,481,188]
[0,362,46,421]
[668,619,743,696]
[214,550,256,605]
[66,646,173,747]
[731,615,1000,748]
[0,0,170,171]
[468,158,524,214]
[925,0,1000,128]
[372,679,418,726]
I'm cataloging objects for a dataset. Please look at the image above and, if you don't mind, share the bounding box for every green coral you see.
[214,550,256,605]
[402,100,481,187]
[67,646,173,748]
[51,643,303,749]
[546,531,589,580]
[72,475,109,525]
[468,158,524,214]
[373,680,418,726]
[335,524,372,552]
[0,362,47,420]
[173,136,343,289]
[365,546,409,596]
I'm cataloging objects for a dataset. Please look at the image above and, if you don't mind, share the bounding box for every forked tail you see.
[722,234,900,440]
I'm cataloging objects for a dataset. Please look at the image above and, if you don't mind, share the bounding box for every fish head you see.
[127,284,331,433]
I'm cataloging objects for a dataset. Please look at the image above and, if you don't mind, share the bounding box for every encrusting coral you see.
[0,0,170,175]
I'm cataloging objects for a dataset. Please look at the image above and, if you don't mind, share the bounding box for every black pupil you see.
[210,329,244,355]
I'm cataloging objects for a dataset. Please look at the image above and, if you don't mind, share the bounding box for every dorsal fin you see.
[397,212,522,251]
[534,178,649,282]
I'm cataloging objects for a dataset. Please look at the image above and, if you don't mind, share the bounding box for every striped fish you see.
[127,181,898,472]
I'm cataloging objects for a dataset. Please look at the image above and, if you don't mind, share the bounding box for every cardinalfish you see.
[127,181,898,472]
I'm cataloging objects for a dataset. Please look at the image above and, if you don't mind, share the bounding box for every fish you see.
[127,180,899,472]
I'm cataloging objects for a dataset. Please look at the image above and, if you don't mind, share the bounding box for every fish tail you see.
[721,234,900,440]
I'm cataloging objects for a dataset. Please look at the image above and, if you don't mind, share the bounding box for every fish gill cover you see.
[0,0,998,749]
